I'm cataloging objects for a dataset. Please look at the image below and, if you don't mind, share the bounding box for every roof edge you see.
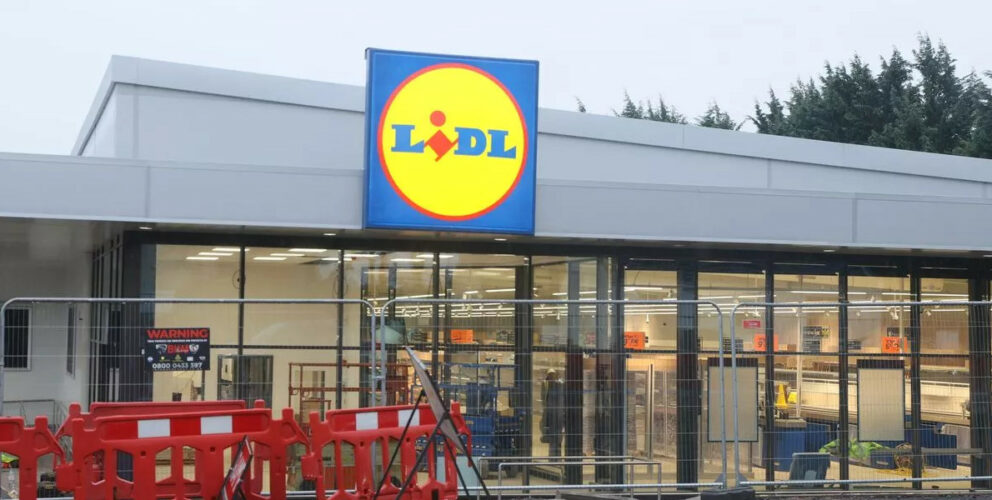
[74,56,992,183]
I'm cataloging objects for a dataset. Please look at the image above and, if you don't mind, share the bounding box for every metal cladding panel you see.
[855,197,992,249]
[0,156,146,219]
[147,166,363,227]
[769,160,986,198]
[537,134,768,188]
[534,181,855,245]
[135,86,365,169]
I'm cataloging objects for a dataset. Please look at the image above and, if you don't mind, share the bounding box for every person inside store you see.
[541,369,566,456]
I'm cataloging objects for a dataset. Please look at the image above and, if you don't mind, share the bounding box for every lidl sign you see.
[364,49,538,234]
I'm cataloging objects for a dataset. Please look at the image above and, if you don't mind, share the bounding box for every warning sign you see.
[624,331,647,350]
[143,327,211,371]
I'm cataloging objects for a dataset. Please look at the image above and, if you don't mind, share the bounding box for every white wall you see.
[0,247,91,420]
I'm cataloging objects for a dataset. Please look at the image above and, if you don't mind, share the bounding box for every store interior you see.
[145,243,982,489]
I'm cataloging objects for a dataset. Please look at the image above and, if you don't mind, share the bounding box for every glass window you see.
[242,246,343,413]
[442,253,525,348]
[346,250,434,406]
[3,308,29,370]
[624,269,677,350]
[152,244,241,402]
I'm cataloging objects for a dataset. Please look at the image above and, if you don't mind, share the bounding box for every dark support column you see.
[910,273,923,488]
[237,245,245,356]
[120,240,153,402]
[359,269,371,407]
[763,267,775,488]
[676,260,699,489]
[385,267,397,404]
[514,264,533,484]
[969,271,992,488]
[335,250,345,409]
[431,253,440,376]
[564,261,583,484]
[441,268,453,386]
[838,268,850,488]
[594,257,622,483]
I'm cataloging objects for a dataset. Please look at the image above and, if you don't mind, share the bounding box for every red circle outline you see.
[376,62,529,222]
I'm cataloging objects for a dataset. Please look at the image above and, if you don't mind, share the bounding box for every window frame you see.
[3,307,31,371]
[66,306,76,377]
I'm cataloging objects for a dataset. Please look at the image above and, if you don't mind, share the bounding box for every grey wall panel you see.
[537,135,769,188]
[770,160,985,198]
[81,93,118,157]
[0,157,146,219]
[535,182,855,244]
[146,167,363,227]
[135,87,365,169]
[855,198,992,249]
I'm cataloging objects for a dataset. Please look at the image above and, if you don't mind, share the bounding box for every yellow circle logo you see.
[378,63,528,220]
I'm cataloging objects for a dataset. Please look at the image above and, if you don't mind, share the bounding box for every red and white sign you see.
[742,319,762,329]
[220,436,253,500]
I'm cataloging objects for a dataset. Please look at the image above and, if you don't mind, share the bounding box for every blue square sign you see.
[364,49,538,234]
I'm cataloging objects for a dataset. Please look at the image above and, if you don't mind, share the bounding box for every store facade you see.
[4,54,992,488]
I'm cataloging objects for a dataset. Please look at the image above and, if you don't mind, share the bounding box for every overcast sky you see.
[2,0,991,154]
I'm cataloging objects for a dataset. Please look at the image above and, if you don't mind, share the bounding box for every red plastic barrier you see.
[302,402,472,500]
[0,416,64,500]
[56,400,251,499]
[58,404,308,500]
[57,400,248,439]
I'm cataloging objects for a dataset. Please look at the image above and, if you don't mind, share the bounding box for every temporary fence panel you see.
[0,297,376,497]
[373,298,727,492]
[59,403,309,499]
[729,300,992,491]
[302,402,471,500]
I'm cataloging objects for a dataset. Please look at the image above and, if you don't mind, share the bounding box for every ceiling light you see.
[323,232,337,236]
[198,252,232,257]
[494,238,508,242]
[345,253,379,258]
[391,258,424,263]
[289,248,327,253]
[212,247,240,252]
[485,288,516,293]
[463,290,479,295]
[270,253,304,257]
[186,256,218,261]
[138,226,153,231]
[321,257,351,262]
[823,249,836,253]
[253,256,286,261]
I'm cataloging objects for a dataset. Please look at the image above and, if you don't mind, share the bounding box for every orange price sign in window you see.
[450,329,474,344]
[753,334,779,352]
[624,331,646,350]
[882,336,906,353]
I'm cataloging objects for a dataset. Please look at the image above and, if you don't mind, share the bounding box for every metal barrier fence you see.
[0,297,376,497]
[6,295,992,495]
[375,298,728,492]
[729,301,992,490]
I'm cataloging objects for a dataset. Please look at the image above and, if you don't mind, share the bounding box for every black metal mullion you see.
[676,259,699,490]
[763,264,775,489]
[335,249,345,409]
[838,266,850,487]
[910,270,923,488]
[564,261,583,485]
[969,269,992,488]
